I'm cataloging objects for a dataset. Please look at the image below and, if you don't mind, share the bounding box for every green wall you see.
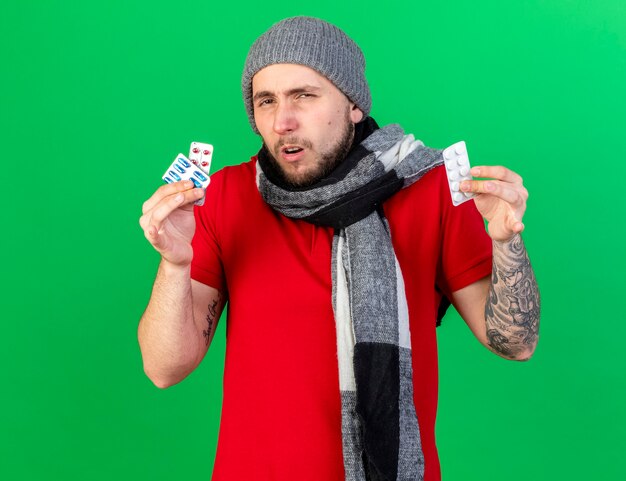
[1,1,624,479]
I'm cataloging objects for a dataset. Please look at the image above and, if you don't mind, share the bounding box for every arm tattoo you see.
[485,234,540,360]
[202,292,224,346]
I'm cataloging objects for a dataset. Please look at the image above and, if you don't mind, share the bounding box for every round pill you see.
[203,149,211,155]
[449,170,459,180]
[453,192,463,203]
[464,192,473,198]
[444,150,454,160]
[446,160,456,170]
[460,166,470,176]
[457,155,468,165]
[451,182,460,192]
[192,147,200,154]
[201,161,209,167]
[455,143,466,155]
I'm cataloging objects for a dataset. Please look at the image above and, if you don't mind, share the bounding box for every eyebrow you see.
[252,85,321,102]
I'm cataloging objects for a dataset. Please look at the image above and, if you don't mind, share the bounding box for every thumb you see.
[147,225,169,252]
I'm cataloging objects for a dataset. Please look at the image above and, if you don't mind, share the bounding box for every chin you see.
[283,172,318,188]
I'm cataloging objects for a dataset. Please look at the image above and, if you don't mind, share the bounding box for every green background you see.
[1,0,624,479]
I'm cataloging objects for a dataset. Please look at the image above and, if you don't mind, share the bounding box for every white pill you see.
[449,170,459,180]
[464,191,473,198]
[454,143,466,155]
[451,181,460,192]
[446,160,456,170]
[460,166,469,176]
[444,149,454,160]
[453,192,464,203]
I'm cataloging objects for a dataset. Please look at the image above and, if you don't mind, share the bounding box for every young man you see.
[138,16,539,481]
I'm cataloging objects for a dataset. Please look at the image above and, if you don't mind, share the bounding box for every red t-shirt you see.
[191,159,492,481]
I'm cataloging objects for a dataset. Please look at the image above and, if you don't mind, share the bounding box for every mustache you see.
[274,137,314,152]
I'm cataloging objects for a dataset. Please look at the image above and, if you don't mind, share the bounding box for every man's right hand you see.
[139,180,205,266]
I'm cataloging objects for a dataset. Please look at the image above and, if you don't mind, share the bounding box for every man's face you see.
[252,64,364,187]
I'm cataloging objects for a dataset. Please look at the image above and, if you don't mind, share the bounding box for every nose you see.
[272,101,298,135]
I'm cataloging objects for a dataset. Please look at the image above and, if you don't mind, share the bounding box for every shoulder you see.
[201,157,258,203]
[194,157,267,232]
[210,157,257,186]
[385,164,448,215]
[407,164,447,196]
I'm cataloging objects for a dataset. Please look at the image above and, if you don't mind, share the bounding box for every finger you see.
[142,180,196,214]
[144,223,166,250]
[461,180,525,205]
[148,188,204,230]
[470,165,523,185]
[491,220,525,242]
[140,186,204,227]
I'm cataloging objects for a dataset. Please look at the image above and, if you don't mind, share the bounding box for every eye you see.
[257,98,274,107]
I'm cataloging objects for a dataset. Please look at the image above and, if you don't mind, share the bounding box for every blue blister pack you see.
[162,153,210,206]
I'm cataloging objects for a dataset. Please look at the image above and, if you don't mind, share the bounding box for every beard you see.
[262,110,355,188]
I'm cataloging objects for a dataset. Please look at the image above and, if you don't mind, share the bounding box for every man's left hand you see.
[460,166,528,242]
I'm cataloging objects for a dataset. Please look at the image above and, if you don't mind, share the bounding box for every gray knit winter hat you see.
[242,16,371,133]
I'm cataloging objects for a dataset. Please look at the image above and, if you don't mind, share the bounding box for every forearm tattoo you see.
[485,234,540,359]
[202,292,224,346]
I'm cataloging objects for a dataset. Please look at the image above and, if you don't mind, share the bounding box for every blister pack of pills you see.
[443,141,475,206]
[188,142,213,171]
[162,142,213,206]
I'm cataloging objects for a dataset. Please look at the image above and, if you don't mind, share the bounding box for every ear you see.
[350,104,364,123]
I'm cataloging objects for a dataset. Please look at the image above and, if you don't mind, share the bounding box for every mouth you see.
[280,145,306,162]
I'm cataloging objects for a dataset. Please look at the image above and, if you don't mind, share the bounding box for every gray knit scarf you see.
[257,119,444,481]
